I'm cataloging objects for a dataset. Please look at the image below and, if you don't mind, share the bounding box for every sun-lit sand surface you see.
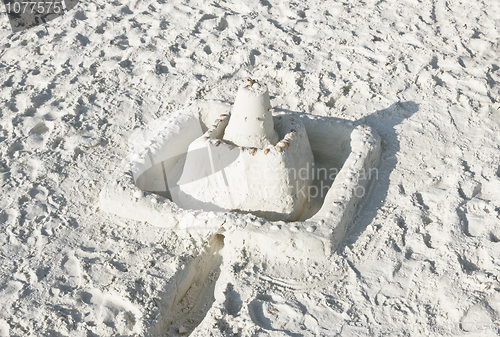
[1,0,500,335]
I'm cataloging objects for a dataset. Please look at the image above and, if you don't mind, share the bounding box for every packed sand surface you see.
[1,0,500,335]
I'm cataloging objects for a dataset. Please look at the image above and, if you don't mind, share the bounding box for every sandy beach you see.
[1,0,500,335]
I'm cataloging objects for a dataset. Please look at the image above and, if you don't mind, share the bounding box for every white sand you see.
[1,0,500,336]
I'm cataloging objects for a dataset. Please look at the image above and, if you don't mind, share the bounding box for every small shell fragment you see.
[291,129,297,134]
[215,140,221,147]
[250,148,256,156]
[264,149,270,155]
[276,146,283,152]
[290,117,295,121]
[243,78,254,88]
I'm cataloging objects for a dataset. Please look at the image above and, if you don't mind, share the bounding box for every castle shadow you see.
[336,100,419,253]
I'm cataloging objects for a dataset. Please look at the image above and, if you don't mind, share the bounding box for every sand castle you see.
[171,79,315,222]
[99,76,381,258]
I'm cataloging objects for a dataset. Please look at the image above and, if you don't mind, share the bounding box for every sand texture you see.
[1,0,500,335]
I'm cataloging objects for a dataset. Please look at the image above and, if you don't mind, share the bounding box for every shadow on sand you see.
[337,100,420,253]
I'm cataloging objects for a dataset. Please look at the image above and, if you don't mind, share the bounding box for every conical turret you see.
[223,78,279,148]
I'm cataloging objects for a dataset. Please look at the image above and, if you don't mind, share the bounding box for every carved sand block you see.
[172,79,314,222]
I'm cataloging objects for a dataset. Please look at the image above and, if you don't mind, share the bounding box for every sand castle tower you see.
[224,78,279,148]
[170,79,315,221]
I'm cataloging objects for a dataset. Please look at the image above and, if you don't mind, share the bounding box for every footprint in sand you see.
[80,288,142,335]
